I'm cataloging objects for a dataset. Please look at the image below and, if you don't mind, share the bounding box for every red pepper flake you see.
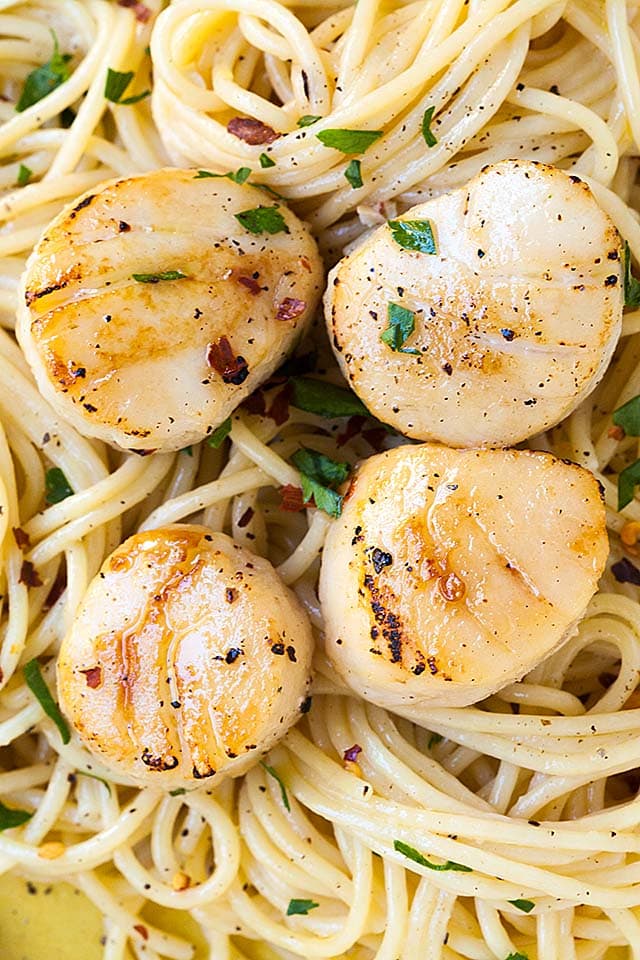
[133,924,149,941]
[276,298,306,321]
[79,666,102,689]
[43,566,67,610]
[267,382,292,426]
[362,427,387,452]
[237,274,261,296]
[279,484,305,512]
[343,744,362,763]
[19,560,42,588]
[608,425,625,441]
[227,117,280,145]
[117,0,151,22]
[299,256,312,273]
[207,336,250,385]
[12,527,30,550]
[238,506,254,528]
[337,415,366,447]
[243,389,266,416]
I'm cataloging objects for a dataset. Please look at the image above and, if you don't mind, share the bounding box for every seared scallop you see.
[17,168,323,453]
[327,160,623,447]
[319,444,607,712]
[57,525,312,790]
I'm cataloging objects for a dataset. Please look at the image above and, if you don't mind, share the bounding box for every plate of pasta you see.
[1,1,640,959]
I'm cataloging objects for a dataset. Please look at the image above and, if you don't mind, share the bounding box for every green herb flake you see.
[0,800,32,831]
[132,271,188,283]
[428,732,443,749]
[380,302,419,354]
[618,458,640,511]
[624,241,640,308]
[259,153,276,168]
[286,898,319,916]
[169,787,187,796]
[194,167,251,184]
[297,115,321,127]
[45,467,73,505]
[104,68,150,106]
[421,105,438,147]
[260,761,290,811]
[316,128,383,154]
[508,899,534,913]
[613,395,640,436]
[344,159,363,190]
[393,839,472,872]
[290,377,369,418]
[388,218,437,254]
[181,446,193,457]
[235,205,289,235]
[207,417,232,449]
[291,448,350,519]
[23,659,70,744]
[505,954,529,960]
[16,31,72,113]
[17,164,32,187]
[76,770,111,791]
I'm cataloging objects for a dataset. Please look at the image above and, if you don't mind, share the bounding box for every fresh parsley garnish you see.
[0,800,32,831]
[45,467,73,505]
[421,106,438,147]
[104,68,150,105]
[286,898,319,915]
[505,954,529,960]
[297,115,321,127]
[618,459,640,511]
[613,395,640,435]
[291,448,350,519]
[260,761,290,811]
[16,31,71,113]
[388,219,436,254]
[393,840,472,872]
[17,164,32,187]
[169,787,187,796]
[380,302,419,354]
[428,732,443,749]
[259,153,275,168]
[344,159,363,189]
[208,417,232,448]
[290,377,369,418]
[23,659,70,744]
[624,241,640,308]
[316,128,383,154]
[194,167,251,185]
[235,205,289,235]
[132,271,188,283]
[508,899,534,913]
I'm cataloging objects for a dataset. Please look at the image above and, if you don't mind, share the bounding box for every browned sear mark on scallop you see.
[141,749,179,771]
[207,336,249,385]
[362,573,405,664]
[227,117,280,144]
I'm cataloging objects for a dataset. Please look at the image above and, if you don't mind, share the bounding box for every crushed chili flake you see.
[133,924,149,941]
[227,117,280,145]
[238,506,254,528]
[12,526,30,549]
[43,566,67,610]
[299,256,312,273]
[337,415,366,447]
[362,427,387,451]
[343,744,362,763]
[267,382,292,426]
[237,274,261,296]
[117,0,151,22]
[608,425,625,441]
[276,298,306,321]
[20,560,42,588]
[243,389,266,416]
[207,336,250,385]
[80,666,102,689]
[279,484,305,512]
[612,557,640,585]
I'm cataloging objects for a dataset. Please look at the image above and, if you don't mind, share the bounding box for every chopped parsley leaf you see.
[260,761,290,811]
[194,167,251,184]
[104,68,150,105]
[297,115,321,127]
[16,31,71,112]
[169,787,187,796]
[286,899,319,916]
[316,128,383,154]
[618,458,640,511]
[132,271,188,283]
[380,302,419,354]
[45,467,73,505]
[388,218,437,254]
[508,899,534,913]
[234,205,289,235]
[344,159,363,189]
[613,395,640,436]
[624,241,640,308]
[393,839,472,872]
[292,448,350,519]
[17,163,32,187]
[208,417,232,448]
[23,659,70,744]
[290,377,369,418]
[505,954,529,960]
[421,105,438,147]
[0,800,32,831]
[259,153,275,168]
